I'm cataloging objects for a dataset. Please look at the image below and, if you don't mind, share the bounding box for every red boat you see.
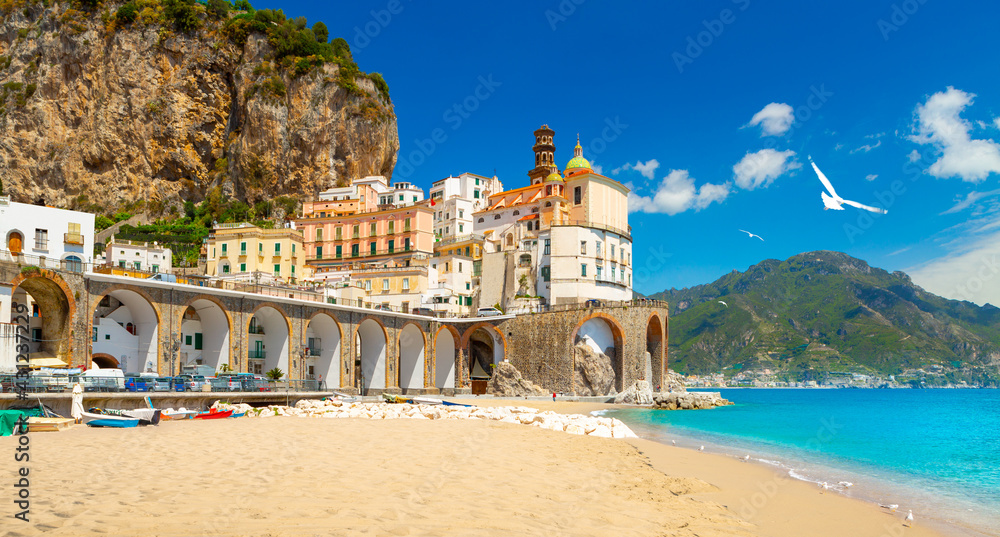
[194,409,233,419]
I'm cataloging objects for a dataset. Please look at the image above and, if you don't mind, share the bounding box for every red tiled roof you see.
[517,214,538,221]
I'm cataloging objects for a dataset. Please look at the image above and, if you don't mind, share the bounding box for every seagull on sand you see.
[820,482,831,493]
[699,445,705,452]
[739,229,765,241]
[672,440,677,446]
[718,300,728,307]
[809,157,888,215]
[839,481,854,488]
[742,454,750,462]
[880,503,899,512]
[904,510,914,527]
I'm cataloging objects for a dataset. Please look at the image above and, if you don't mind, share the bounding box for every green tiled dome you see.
[544,171,564,182]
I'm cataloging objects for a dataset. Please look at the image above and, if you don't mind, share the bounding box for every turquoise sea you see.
[608,389,1000,536]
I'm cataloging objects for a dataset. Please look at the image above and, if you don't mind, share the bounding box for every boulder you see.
[572,342,616,396]
[652,392,733,410]
[488,361,547,396]
[614,380,654,405]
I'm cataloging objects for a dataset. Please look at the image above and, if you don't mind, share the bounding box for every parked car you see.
[476,307,503,317]
[584,299,603,308]
[211,377,241,391]
[124,376,150,392]
[411,307,435,316]
[170,377,188,392]
[148,377,172,392]
[253,375,272,392]
[373,303,391,311]
[177,374,209,392]
[219,373,255,392]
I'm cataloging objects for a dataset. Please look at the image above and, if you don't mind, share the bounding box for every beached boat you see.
[230,412,246,418]
[411,396,443,405]
[332,392,358,402]
[194,409,233,419]
[440,400,474,408]
[26,417,75,432]
[161,409,198,420]
[81,411,140,428]
[124,408,162,425]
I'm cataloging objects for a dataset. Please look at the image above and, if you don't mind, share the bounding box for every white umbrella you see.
[71,383,84,423]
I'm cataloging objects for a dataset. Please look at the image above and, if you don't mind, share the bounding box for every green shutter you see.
[194,333,203,350]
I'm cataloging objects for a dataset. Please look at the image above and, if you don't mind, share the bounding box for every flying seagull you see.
[810,157,888,215]
[739,229,765,241]
[718,300,728,307]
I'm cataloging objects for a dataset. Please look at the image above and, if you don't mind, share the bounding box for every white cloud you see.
[940,189,1000,215]
[732,149,800,190]
[865,174,878,181]
[888,247,911,257]
[834,143,845,151]
[994,117,1000,130]
[908,229,1000,306]
[851,140,882,154]
[747,103,794,136]
[612,159,660,180]
[908,150,922,162]
[591,164,603,175]
[627,170,729,215]
[909,87,1000,182]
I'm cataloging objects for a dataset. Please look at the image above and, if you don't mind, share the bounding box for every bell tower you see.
[528,124,556,185]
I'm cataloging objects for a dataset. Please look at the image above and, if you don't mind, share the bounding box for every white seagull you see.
[879,503,899,512]
[699,445,705,452]
[718,300,728,307]
[739,229,765,241]
[742,454,750,462]
[839,481,854,488]
[810,157,888,215]
[904,510,914,527]
[671,440,677,446]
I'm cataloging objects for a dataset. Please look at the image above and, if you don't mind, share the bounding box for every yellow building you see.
[205,223,310,284]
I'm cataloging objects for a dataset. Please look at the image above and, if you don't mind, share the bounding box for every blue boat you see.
[81,410,139,428]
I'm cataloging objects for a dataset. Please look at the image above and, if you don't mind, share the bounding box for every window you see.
[34,229,48,250]
[402,278,410,291]
[240,263,246,272]
[382,278,390,291]
[364,280,372,291]
[370,242,377,255]
[370,222,377,236]
[574,186,582,205]
[466,282,471,290]
[464,246,470,256]
[459,209,464,218]
[404,238,410,251]
[596,265,603,280]
[151,264,159,273]
[494,214,501,220]
[532,207,539,213]
[291,265,296,275]
[544,239,550,255]
[542,266,551,282]
[317,246,324,259]
[388,221,395,234]
[445,262,450,272]
[292,243,296,253]
[458,262,463,272]
[194,333,202,350]
[258,242,263,253]
[221,243,228,254]
[352,244,359,257]
[446,213,450,219]
[273,264,280,275]
[388,239,395,253]
[413,196,417,202]
[119,260,126,268]
[474,190,480,199]
[513,210,520,216]
[611,245,616,258]
[186,335,193,346]
[274,243,281,254]
[240,241,247,255]
[475,178,480,185]
[581,264,587,277]
[621,268,625,281]
[596,242,602,258]
[399,194,404,201]
[222,264,230,274]
[353,225,360,238]
[404,217,411,231]
[134,261,141,270]
[478,218,485,223]
[580,241,587,255]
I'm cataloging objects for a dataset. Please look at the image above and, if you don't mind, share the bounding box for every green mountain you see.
[650,251,1000,386]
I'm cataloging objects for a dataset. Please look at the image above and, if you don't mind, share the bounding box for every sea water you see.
[608,389,1000,536]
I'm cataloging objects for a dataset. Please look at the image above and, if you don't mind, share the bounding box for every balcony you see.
[307,347,321,357]
[248,325,265,335]
[248,349,266,359]
[64,232,85,245]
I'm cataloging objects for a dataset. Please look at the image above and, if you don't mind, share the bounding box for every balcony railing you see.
[64,232,85,245]
[248,349,266,359]
[550,219,632,241]
[248,326,265,335]
[309,248,428,261]
[307,348,321,357]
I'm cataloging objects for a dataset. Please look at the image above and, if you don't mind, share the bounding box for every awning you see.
[28,356,69,369]
[517,214,538,221]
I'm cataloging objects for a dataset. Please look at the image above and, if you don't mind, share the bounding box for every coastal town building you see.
[204,223,309,284]
[0,195,96,271]
[474,125,633,308]
[295,177,435,312]
[104,239,173,274]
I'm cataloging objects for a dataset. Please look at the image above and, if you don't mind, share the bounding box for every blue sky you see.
[257,0,1000,304]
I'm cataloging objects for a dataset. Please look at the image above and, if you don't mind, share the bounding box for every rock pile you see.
[212,400,638,439]
[652,392,733,410]
[614,380,655,405]
[573,342,616,396]
[488,361,547,397]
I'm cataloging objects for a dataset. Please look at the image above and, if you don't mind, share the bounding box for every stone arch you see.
[9,268,76,364]
[571,312,626,391]
[646,313,664,390]
[355,316,389,394]
[307,311,343,389]
[397,321,426,392]
[246,302,292,378]
[176,294,233,376]
[434,325,460,390]
[91,285,162,374]
[91,353,119,368]
[460,322,507,387]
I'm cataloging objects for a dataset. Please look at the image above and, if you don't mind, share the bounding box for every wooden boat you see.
[124,408,161,425]
[81,411,140,428]
[26,417,75,432]
[194,409,233,419]
[161,409,198,420]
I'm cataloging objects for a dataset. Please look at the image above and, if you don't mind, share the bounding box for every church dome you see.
[544,170,564,183]
[565,138,592,174]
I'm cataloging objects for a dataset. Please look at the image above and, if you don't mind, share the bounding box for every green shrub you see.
[312,20,327,43]
[163,0,201,32]
[206,0,228,20]
[368,72,389,99]
[116,1,138,23]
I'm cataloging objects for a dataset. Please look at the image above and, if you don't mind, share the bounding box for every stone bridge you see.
[2,261,667,395]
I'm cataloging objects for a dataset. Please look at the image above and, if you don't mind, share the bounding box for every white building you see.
[0,195,96,271]
[429,173,503,239]
[105,239,173,273]
[317,176,425,210]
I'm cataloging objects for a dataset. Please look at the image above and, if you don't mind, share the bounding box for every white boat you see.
[161,408,198,420]
[411,396,443,405]
[81,411,140,428]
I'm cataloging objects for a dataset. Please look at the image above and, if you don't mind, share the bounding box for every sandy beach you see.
[0,401,958,537]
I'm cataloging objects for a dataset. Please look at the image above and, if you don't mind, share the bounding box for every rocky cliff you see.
[0,1,398,210]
